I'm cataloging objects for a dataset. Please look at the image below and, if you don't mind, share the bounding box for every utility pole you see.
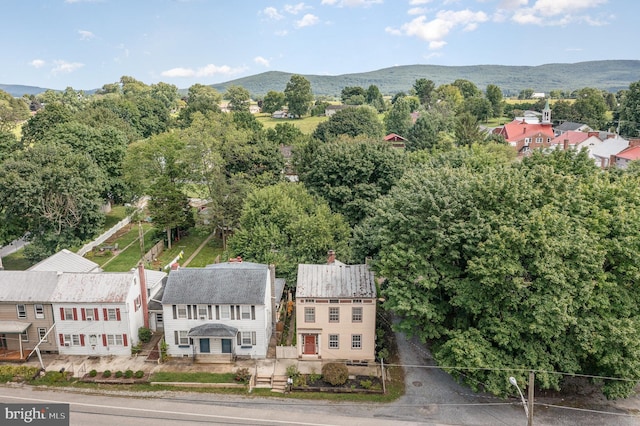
[527,371,535,426]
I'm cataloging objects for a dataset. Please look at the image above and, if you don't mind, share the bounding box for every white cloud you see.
[161,64,248,78]
[284,3,310,15]
[30,59,46,68]
[385,26,403,36]
[295,13,319,28]
[408,7,427,15]
[78,30,95,40]
[263,6,283,20]
[396,9,488,49]
[254,56,270,67]
[410,0,433,4]
[51,60,84,74]
[505,0,608,26]
[275,29,289,36]
[322,0,382,7]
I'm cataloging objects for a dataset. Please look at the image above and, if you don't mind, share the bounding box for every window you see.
[304,299,315,303]
[220,305,230,320]
[37,328,47,343]
[177,305,187,319]
[178,330,189,346]
[329,307,340,323]
[241,305,251,320]
[536,137,543,143]
[329,334,339,349]
[21,331,28,342]
[239,331,257,346]
[304,307,315,323]
[85,308,94,321]
[64,308,74,320]
[329,299,339,304]
[134,295,142,311]
[351,334,362,350]
[352,307,363,322]
[106,308,117,321]
[62,334,82,346]
[34,304,44,319]
[17,304,26,319]
[198,306,208,320]
[107,334,124,346]
[88,334,97,346]
[352,299,362,304]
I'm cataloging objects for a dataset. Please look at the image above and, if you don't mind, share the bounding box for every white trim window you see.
[329,307,340,323]
[178,330,189,346]
[220,305,230,320]
[34,304,45,319]
[63,308,74,320]
[21,331,29,342]
[241,305,251,320]
[107,334,124,346]
[352,307,363,322]
[177,305,187,319]
[106,308,117,321]
[85,308,95,321]
[351,334,362,350]
[304,307,315,323]
[37,327,47,343]
[328,334,339,349]
[239,331,257,346]
[17,304,27,319]
[64,334,81,346]
[198,306,208,320]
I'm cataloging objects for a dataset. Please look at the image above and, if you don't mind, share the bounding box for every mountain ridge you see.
[2,60,639,98]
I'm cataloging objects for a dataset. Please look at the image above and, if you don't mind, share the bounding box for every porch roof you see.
[0,321,31,333]
[188,323,237,338]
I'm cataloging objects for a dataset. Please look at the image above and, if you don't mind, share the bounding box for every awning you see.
[0,321,31,333]
[188,323,237,338]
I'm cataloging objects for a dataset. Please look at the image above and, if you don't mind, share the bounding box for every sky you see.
[1,0,637,91]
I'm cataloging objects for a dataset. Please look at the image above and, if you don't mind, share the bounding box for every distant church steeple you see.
[542,100,551,125]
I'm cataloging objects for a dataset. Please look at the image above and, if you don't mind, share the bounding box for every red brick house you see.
[494,101,554,155]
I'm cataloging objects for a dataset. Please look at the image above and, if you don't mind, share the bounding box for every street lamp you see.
[509,376,529,419]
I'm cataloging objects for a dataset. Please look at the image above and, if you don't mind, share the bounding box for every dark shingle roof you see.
[162,264,268,305]
[188,323,237,337]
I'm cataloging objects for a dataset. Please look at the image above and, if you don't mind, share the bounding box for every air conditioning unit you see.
[199,316,206,320]
[64,343,70,347]
[86,318,93,321]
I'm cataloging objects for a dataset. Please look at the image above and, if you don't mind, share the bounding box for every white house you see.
[49,270,146,356]
[161,262,277,361]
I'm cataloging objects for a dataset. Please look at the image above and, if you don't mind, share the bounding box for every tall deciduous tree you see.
[228,183,351,284]
[619,80,640,137]
[177,84,222,127]
[261,91,286,114]
[225,85,251,112]
[573,87,608,130]
[147,176,193,250]
[0,90,30,132]
[414,78,435,107]
[365,84,386,112]
[284,74,313,118]
[485,84,504,118]
[312,106,383,143]
[384,97,413,136]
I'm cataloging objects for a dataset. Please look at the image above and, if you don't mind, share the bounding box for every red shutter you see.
[81,308,86,321]
[103,308,108,321]
[59,307,65,320]
[116,308,121,321]
[72,308,78,321]
[102,334,107,346]
[123,334,128,347]
[80,334,85,346]
[59,334,64,345]
[94,308,99,321]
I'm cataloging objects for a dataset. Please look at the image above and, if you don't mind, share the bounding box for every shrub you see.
[115,371,123,378]
[134,370,145,379]
[321,363,348,386]
[102,370,111,378]
[309,369,321,383]
[131,344,141,355]
[89,370,97,377]
[234,368,251,384]
[293,374,307,387]
[286,364,300,379]
[360,379,372,389]
[138,327,152,343]
[124,370,134,378]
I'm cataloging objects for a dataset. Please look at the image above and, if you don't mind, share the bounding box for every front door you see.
[0,334,6,350]
[303,334,316,355]
[199,338,210,353]
[221,339,232,354]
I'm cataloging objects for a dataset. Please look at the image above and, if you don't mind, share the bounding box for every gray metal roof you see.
[296,263,376,299]
[28,249,101,273]
[49,272,135,303]
[275,278,286,302]
[0,321,31,333]
[556,121,586,132]
[0,271,59,302]
[162,264,269,305]
[188,323,237,337]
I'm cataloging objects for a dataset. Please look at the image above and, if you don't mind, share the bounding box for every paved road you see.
[0,237,29,258]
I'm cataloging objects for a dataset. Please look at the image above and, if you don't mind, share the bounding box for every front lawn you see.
[150,371,236,383]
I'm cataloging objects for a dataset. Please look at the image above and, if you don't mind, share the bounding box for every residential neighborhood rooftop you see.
[296,262,376,299]
[49,271,136,303]
[0,271,59,302]
[28,248,101,273]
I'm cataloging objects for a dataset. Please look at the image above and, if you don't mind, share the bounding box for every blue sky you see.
[1,0,636,90]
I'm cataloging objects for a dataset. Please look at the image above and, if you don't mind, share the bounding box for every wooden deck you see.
[0,348,25,361]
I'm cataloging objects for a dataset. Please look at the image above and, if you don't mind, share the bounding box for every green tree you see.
[21,102,73,144]
[312,106,383,143]
[365,84,386,112]
[148,176,193,250]
[261,91,286,114]
[619,80,640,137]
[341,86,366,105]
[0,90,30,132]
[518,88,534,100]
[573,87,608,130]
[485,84,504,118]
[384,97,412,136]
[225,85,251,112]
[455,112,484,147]
[414,78,435,107]
[463,97,492,122]
[177,84,222,127]
[452,79,481,99]
[434,84,464,111]
[299,140,405,226]
[0,143,105,260]
[284,74,313,118]
[406,115,439,152]
[228,183,351,284]
[0,130,19,163]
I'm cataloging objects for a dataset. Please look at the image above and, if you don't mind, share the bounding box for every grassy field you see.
[1,250,32,270]
[256,114,327,134]
[152,230,224,270]
[104,205,129,229]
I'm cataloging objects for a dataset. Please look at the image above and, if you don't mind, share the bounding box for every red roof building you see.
[494,100,554,155]
[384,133,407,149]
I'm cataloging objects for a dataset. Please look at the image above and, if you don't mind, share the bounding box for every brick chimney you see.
[563,139,569,151]
[587,131,599,138]
[137,262,149,329]
[327,250,336,265]
[628,138,640,148]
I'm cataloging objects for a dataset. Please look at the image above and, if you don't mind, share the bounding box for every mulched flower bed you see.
[81,372,149,384]
[292,375,384,394]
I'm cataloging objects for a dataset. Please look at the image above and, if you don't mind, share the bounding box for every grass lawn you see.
[1,250,33,270]
[99,226,158,272]
[186,237,224,267]
[150,372,236,383]
[104,205,129,229]
[256,114,327,134]
[153,230,222,269]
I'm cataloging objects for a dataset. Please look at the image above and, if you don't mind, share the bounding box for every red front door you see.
[303,335,316,354]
